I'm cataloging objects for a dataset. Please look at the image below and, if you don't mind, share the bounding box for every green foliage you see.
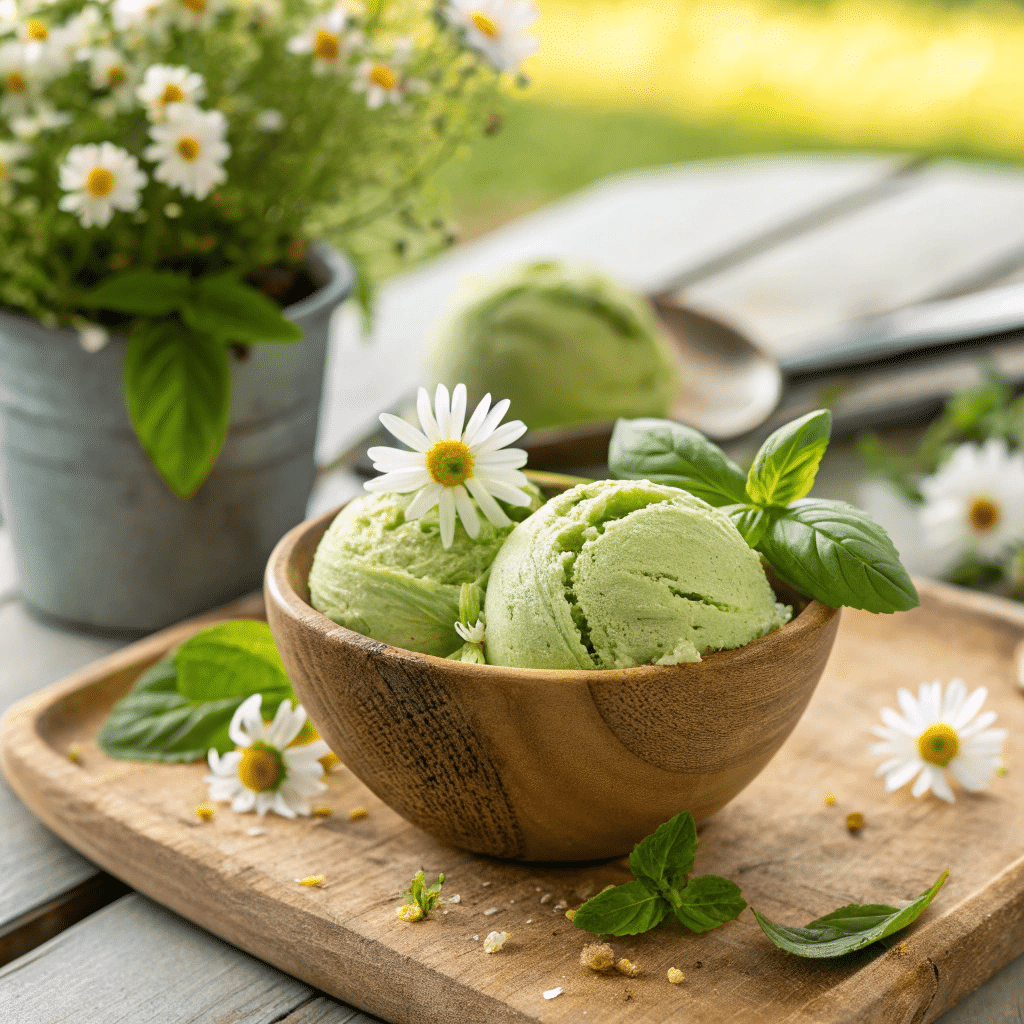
[97,619,296,762]
[610,413,919,613]
[573,811,747,937]
[752,871,948,958]
[400,870,446,917]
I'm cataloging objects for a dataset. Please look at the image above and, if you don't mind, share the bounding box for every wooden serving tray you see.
[2,580,1023,1024]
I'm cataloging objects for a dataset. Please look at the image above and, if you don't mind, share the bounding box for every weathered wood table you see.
[2,153,1024,1023]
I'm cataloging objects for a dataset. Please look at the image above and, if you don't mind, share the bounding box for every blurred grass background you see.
[438,0,1024,237]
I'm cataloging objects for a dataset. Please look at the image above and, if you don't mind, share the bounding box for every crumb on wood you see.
[484,907,499,916]
[540,893,552,904]
[67,744,83,763]
[553,900,568,912]
[543,988,563,1000]
[448,894,461,904]
[297,875,325,887]
[616,958,641,978]
[823,791,837,806]
[348,806,368,821]
[397,904,423,922]
[565,909,576,921]
[482,880,493,887]
[580,943,616,972]
[845,811,865,834]
[667,968,685,984]
[194,805,215,822]
[484,931,510,953]
[311,806,333,818]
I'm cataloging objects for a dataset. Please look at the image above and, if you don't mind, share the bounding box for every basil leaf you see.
[125,319,231,498]
[609,418,749,506]
[174,620,291,702]
[83,270,192,316]
[96,655,293,763]
[628,810,697,895]
[572,880,669,937]
[727,505,770,548]
[668,875,747,933]
[756,499,919,613]
[183,274,304,344]
[746,409,832,507]
[751,871,948,958]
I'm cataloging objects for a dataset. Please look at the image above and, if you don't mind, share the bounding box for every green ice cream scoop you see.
[428,261,680,431]
[309,487,542,658]
[484,479,791,669]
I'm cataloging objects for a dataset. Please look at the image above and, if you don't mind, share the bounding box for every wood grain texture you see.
[265,508,839,861]
[2,579,1023,1023]
[0,894,317,1023]
[684,161,1024,358]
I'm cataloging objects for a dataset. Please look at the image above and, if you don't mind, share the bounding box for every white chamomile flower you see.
[59,6,104,59]
[58,141,147,228]
[0,139,31,201]
[255,108,285,132]
[90,47,135,106]
[0,42,36,116]
[443,0,538,72]
[366,382,532,549]
[166,0,222,31]
[205,694,331,818]
[351,44,412,109]
[10,102,70,138]
[920,439,1024,565]
[136,63,205,121]
[455,617,485,644]
[287,5,361,74]
[0,0,16,34]
[145,102,229,199]
[111,0,168,36]
[871,679,1007,803]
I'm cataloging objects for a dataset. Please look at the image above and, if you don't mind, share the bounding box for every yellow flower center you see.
[238,745,284,792]
[26,19,48,40]
[86,167,115,197]
[968,497,1000,532]
[161,83,185,104]
[426,439,474,486]
[107,65,127,87]
[177,136,201,160]
[917,723,959,768]
[180,0,207,12]
[7,71,27,93]
[471,11,499,37]
[320,751,341,772]
[313,29,340,60]
[369,62,398,90]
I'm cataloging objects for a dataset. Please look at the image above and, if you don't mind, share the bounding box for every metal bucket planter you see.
[0,245,354,634]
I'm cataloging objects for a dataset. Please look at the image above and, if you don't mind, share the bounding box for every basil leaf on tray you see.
[668,875,748,933]
[609,418,749,507]
[628,809,697,895]
[97,620,296,763]
[752,871,948,958]
[572,880,669,936]
[746,409,831,508]
[758,500,920,613]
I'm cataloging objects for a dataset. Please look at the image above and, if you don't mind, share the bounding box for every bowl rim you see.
[265,502,840,681]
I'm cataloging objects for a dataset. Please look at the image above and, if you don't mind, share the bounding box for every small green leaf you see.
[756,500,919,613]
[125,319,231,498]
[573,880,669,936]
[746,409,832,508]
[96,650,294,763]
[668,875,747,933]
[752,871,948,958]
[727,505,770,548]
[183,274,304,344]
[628,810,698,895]
[174,620,291,702]
[83,270,193,316]
[609,418,749,507]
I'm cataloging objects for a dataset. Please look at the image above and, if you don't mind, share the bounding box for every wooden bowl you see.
[265,505,841,862]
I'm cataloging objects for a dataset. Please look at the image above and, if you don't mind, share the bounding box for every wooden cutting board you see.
[1,579,1022,1024]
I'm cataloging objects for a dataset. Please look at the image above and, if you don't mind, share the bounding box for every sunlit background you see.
[440,0,1024,237]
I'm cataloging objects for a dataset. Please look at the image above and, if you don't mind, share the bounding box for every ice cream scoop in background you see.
[485,478,791,670]
[308,485,542,658]
[427,261,680,432]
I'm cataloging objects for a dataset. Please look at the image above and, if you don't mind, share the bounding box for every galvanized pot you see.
[0,246,354,634]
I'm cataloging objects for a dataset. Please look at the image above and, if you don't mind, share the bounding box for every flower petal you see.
[404,482,443,520]
[452,484,480,538]
[471,419,528,455]
[474,477,532,507]
[951,685,988,729]
[469,397,510,447]
[875,755,906,774]
[417,387,441,443]
[461,393,492,447]
[948,756,991,792]
[450,382,467,438]
[367,446,425,471]
[475,447,528,469]
[958,710,997,738]
[881,706,917,736]
[364,467,432,493]
[268,699,304,748]
[896,688,926,731]
[438,488,456,548]
[911,764,935,798]
[230,693,265,747]
[885,758,924,792]
[465,475,512,528]
[941,677,966,722]
[379,412,430,452]
[929,766,956,803]
[434,383,452,438]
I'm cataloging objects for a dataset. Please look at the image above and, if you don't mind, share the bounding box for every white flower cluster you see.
[0,0,538,228]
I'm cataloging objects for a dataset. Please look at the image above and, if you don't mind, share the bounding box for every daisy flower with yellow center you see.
[112,0,170,36]
[366,383,531,549]
[145,103,230,199]
[919,439,1024,566]
[287,6,362,75]
[0,41,35,116]
[442,0,538,72]
[205,694,330,817]
[58,141,147,228]
[871,679,1006,803]
[136,64,205,121]
[167,0,222,30]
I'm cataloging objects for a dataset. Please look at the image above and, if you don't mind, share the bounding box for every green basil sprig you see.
[573,812,746,937]
[752,871,948,958]
[609,411,919,613]
[83,270,303,498]
[97,620,296,763]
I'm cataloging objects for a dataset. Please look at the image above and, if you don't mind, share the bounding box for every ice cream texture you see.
[428,261,680,431]
[309,487,542,658]
[484,479,792,669]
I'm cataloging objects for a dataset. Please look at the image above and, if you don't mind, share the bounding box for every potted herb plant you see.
[0,0,537,632]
